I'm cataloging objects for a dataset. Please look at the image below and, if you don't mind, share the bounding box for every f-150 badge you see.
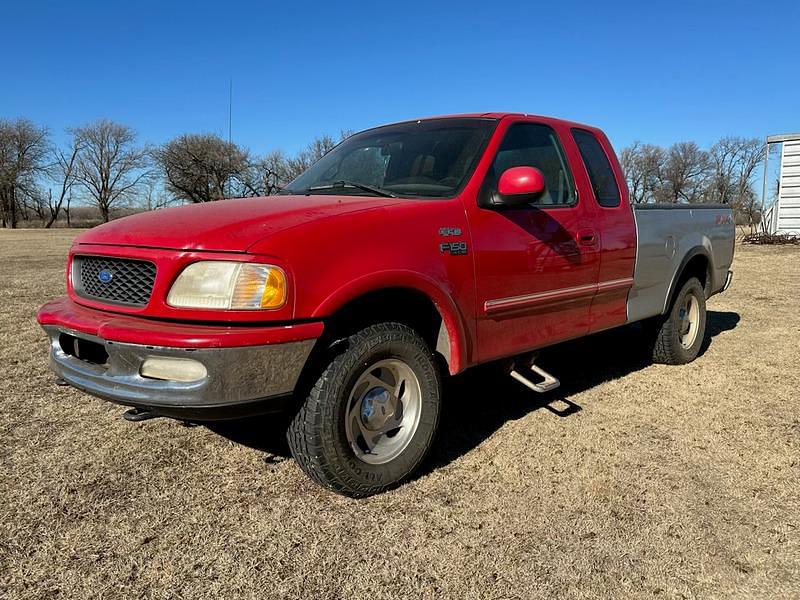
[440,241,468,255]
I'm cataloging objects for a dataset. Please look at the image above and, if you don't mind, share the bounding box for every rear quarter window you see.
[572,129,621,208]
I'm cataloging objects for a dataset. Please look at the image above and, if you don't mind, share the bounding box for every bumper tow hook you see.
[122,408,160,422]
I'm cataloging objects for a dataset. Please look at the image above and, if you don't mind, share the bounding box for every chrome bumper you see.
[43,326,315,420]
[722,270,733,292]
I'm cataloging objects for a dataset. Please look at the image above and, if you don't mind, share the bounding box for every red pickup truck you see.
[38,113,735,496]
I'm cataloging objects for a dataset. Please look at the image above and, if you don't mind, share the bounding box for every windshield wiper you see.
[305,180,397,198]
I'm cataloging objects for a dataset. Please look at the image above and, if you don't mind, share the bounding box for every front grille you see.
[73,255,156,307]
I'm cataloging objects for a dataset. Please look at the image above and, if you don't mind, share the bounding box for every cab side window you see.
[572,129,621,208]
[487,123,576,206]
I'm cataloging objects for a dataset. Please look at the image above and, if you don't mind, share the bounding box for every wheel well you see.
[681,254,710,294]
[322,288,448,364]
[669,253,711,311]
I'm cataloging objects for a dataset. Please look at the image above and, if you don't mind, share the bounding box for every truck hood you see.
[74,195,402,253]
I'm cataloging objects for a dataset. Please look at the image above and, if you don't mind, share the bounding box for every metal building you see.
[762,133,800,234]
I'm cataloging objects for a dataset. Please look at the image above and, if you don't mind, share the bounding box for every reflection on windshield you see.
[284,118,497,199]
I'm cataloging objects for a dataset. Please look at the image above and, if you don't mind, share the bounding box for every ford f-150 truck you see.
[37,113,735,496]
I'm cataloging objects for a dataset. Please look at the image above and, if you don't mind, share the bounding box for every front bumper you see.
[38,298,321,420]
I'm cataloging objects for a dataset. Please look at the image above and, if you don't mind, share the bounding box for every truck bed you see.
[627,204,735,323]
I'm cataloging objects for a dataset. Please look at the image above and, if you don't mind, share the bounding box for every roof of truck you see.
[383,112,601,133]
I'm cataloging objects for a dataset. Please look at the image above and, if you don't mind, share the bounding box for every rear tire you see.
[287,322,441,497]
[647,277,707,365]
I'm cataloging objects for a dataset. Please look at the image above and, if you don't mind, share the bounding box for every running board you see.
[510,363,560,393]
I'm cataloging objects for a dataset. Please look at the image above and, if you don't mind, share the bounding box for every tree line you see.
[0,117,345,228]
[620,138,763,225]
[1,116,764,228]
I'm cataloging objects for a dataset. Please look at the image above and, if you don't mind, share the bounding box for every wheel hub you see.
[360,387,394,430]
[344,359,422,465]
[678,293,700,348]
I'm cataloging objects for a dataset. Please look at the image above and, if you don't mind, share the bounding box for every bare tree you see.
[620,142,665,203]
[72,120,149,222]
[26,189,51,224]
[63,191,74,227]
[283,132,352,182]
[708,137,762,225]
[155,133,250,203]
[141,179,173,211]
[43,137,83,227]
[654,142,710,203]
[239,150,291,197]
[621,136,764,224]
[0,119,50,228]
[619,142,644,202]
[284,133,336,182]
[248,131,352,194]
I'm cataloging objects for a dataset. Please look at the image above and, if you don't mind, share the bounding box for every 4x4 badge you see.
[438,227,462,237]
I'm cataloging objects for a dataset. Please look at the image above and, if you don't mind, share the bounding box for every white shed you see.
[763,133,800,234]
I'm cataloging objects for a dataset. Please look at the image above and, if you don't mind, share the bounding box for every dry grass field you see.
[1,229,798,599]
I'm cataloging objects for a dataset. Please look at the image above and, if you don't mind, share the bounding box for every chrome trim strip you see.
[484,277,634,316]
[596,277,635,293]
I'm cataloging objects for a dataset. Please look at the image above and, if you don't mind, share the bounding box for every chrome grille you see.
[73,255,156,307]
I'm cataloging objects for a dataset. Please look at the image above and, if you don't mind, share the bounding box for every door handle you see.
[577,229,597,246]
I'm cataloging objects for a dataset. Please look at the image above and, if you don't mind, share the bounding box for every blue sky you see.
[3,0,798,156]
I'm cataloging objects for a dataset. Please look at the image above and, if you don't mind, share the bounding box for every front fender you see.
[312,270,470,375]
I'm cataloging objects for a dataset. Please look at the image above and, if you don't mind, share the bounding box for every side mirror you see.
[495,166,546,207]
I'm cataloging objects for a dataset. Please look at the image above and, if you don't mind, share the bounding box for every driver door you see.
[467,120,601,362]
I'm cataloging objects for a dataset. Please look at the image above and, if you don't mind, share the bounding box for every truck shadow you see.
[208,310,740,475]
[422,309,739,475]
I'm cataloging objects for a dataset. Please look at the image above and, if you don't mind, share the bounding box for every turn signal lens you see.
[167,261,287,310]
[231,264,287,309]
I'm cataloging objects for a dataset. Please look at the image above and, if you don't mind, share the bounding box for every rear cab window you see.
[571,129,621,208]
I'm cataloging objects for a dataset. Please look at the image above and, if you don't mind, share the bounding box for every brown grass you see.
[1,229,798,599]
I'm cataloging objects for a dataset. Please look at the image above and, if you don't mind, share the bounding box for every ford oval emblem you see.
[98,269,113,284]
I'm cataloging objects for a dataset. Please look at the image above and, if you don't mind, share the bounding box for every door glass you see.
[487,123,576,206]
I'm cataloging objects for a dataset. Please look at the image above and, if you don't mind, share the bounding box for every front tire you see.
[647,277,707,365]
[287,323,441,497]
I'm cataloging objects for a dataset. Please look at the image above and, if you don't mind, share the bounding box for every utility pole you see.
[226,78,233,199]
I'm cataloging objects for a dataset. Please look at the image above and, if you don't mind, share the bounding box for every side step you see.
[510,361,560,393]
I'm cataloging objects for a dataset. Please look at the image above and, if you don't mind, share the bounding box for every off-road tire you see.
[287,323,441,497]
[647,277,707,365]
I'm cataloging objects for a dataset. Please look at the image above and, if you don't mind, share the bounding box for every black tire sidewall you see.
[668,278,707,362]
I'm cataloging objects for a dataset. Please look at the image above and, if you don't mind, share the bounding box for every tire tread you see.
[287,322,439,497]
[648,277,706,365]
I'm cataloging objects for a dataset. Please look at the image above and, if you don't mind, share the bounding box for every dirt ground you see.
[1,229,798,599]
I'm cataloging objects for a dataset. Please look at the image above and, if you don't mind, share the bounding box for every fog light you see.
[140,357,207,383]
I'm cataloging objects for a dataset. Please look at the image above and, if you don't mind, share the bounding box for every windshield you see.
[284,118,497,198]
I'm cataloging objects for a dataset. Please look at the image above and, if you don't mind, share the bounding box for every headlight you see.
[167,261,287,310]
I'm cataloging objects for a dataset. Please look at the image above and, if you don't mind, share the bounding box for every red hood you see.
[74,195,401,252]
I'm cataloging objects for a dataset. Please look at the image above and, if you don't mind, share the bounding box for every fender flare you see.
[311,270,470,375]
[661,245,712,314]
